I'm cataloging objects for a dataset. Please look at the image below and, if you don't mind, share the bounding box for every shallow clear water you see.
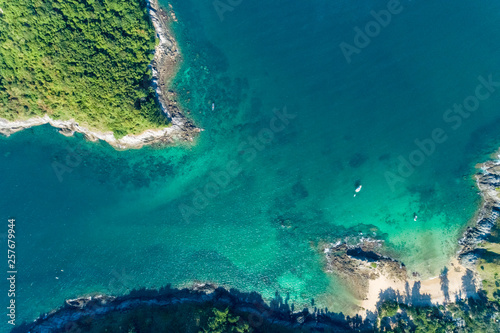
[2,0,500,328]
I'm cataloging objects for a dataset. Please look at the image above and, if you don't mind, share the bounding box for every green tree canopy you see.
[0,0,168,137]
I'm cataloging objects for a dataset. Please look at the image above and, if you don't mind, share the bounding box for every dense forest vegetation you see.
[57,298,500,332]
[0,0,168,137]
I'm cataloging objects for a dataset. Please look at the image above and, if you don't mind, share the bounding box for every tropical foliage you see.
[378,298,500,332]
[0,0,168,137]
[202,307,251,333]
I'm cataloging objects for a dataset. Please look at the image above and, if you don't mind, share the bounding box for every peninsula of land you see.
[0,0,199,149]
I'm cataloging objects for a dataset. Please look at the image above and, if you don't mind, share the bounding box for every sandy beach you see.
[359,259,479,314]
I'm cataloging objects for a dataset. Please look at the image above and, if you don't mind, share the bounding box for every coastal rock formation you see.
[322,239,407,300]
[146,0,197,131]
[0,114,197,149]
[65,295,116,309]
[458,160,500,267]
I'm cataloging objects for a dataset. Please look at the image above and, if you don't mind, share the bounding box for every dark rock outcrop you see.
[458,160,500,267]
[146,0,199,135]
[323,239,407,300]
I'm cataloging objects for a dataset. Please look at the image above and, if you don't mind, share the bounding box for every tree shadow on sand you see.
[440,266,450,303]
[376,287,404,308]
[375,265,481,311]
[375,281,432,309]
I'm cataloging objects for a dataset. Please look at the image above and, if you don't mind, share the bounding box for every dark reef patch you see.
[349,153,368,168]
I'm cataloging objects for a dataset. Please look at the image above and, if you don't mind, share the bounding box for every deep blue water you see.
[2,0,500,329]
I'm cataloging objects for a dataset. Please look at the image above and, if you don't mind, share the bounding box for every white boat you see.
[212,103,215,111]
[354,185,362,197]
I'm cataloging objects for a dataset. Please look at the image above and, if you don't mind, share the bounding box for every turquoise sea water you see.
[2,0,500,328]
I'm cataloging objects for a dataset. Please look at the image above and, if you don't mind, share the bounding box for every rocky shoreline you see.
[15,284,371,333]
[458,158,500,267]
[322,239,407,301]
[0,0,200,150]
[146,0,197,131]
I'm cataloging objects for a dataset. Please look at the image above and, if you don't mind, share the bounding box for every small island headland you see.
[0,0,199,149]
